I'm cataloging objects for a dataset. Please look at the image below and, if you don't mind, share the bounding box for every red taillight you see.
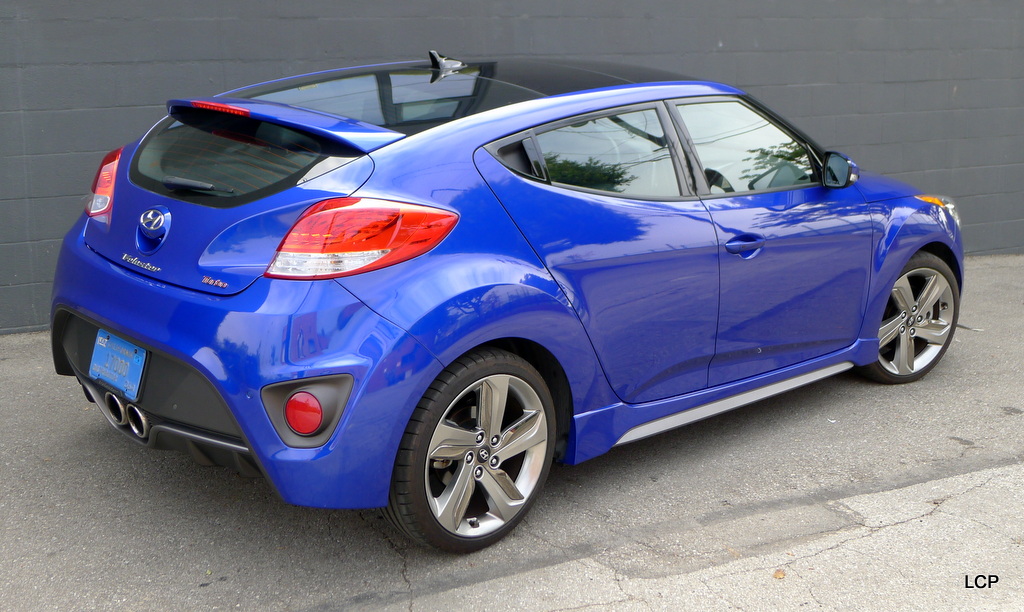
[86,147,122,217]
[284,392,323,436]
[266,197,459,279]
[191,100,251,117]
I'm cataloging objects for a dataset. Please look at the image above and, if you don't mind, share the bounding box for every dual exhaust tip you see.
[102,392,151,440]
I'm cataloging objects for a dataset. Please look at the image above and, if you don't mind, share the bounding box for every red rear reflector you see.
[285,392,323,436]
[266,197,459,279]
[191,100,251,117]
[86,147,123,217]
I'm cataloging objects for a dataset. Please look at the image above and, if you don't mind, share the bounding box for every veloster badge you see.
[122,253,161,272]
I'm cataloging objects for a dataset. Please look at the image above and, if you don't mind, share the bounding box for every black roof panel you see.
[482,58,693,95]
[228,55,694,135]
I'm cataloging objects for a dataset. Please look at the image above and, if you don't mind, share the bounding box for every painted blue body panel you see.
[705,183,874,386]
[168,98,406,152]
[51,68,964,511]
[334,137,621,420]
[564,172,962,464]
[84,151,375,296]
[858,194,964,344]
[474,149,720,403]
[56,216,443,508]
[566,339,879,464]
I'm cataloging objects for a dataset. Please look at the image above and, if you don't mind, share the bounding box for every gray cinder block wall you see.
[2,1,1022,332]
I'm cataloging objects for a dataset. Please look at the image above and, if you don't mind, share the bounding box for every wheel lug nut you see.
[465,451,475,464]
[489,456,500,468]
[474,466,484,479]
[490,435,500,446]
[900,326,906,334]
[910,328,916,337]
[901,311,907,319]
[476,432,485,444]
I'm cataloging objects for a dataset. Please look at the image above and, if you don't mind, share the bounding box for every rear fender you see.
[410,273,616,414]
[339,255,617,424]
[336,172,619,419]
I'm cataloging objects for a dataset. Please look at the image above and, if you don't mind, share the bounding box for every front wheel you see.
[385,348,555,552]
[858,251,959,384]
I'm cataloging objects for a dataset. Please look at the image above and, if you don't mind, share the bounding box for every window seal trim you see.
[484,101,698,201]
[669,95,825,198]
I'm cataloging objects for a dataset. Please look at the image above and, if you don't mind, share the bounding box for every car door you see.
[672,98,874,387]
[474,104,720,403]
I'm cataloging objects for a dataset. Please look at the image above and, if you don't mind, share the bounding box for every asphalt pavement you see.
[2,254,1022,611]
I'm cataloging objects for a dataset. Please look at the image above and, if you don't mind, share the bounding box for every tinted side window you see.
[535,108,679,198]
[675,101,814,194]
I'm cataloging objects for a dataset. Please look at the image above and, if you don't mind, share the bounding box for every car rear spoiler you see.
[166,97,405,153]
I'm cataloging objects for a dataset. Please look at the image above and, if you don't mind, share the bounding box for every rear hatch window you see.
[130,107,360,207]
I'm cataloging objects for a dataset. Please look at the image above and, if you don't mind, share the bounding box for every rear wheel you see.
[858,251,959,384]
[385,348,555,552]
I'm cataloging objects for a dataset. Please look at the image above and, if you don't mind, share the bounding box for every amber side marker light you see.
[915,194,960,226]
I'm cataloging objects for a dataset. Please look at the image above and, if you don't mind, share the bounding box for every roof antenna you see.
[428,50,467,82]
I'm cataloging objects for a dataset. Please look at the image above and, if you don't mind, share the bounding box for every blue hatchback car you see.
[51,53,963,551]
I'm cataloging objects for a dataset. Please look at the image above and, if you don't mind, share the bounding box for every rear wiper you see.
[162,175,235,194]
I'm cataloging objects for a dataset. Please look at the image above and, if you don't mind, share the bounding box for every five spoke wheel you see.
[860,252,959,384]
[425,374,549,536]
[385,348,555,552]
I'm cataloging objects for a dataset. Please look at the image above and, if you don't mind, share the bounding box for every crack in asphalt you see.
[676,475,1000,610]
[294,460,1017,611]
[358,511,413,611]
[519,522,639,611]
[699,575,746,610]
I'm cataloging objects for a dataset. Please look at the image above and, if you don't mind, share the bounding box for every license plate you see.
[89,330,147,402]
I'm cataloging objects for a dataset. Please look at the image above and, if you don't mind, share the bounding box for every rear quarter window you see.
[534,107,681,198]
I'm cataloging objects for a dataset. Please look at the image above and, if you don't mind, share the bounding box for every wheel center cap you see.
[478,448,490,462]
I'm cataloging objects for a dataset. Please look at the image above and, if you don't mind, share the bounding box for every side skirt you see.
[615,362,853,446]
[564,345,871,465]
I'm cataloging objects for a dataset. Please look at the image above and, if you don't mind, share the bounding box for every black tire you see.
[857,251,960,384]
[384,347,556,552]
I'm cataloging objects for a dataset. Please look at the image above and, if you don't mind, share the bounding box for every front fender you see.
[858,196,964,348]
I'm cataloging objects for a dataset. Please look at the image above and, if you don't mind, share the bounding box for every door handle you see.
[724,234,766,255]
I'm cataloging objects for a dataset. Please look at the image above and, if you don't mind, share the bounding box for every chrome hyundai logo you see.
[140,209,165,232]
[138,206,171,248]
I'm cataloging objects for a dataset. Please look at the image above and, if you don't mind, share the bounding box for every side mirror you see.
[823,152,859,189]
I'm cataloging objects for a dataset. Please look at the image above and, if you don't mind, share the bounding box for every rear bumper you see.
[51,218,442,508]
[53,309,263,475]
